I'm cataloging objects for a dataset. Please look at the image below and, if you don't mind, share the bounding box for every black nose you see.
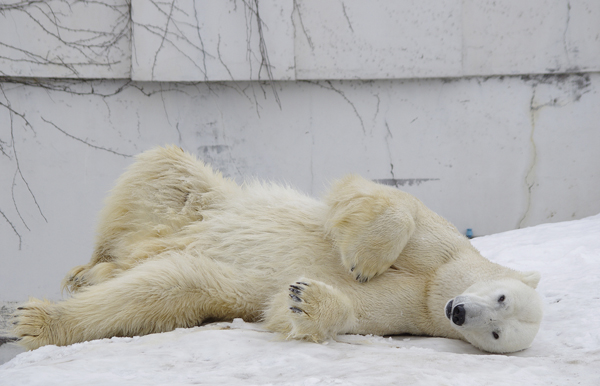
[445,300,453,320]
[452,304,466,326]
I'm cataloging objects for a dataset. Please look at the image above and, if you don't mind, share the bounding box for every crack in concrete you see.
[516,73,587,228]
[373,93,381,123]
[518,86,540,229]
[384,120,395,179]
[375,178,440,188]
[563,1,572,67]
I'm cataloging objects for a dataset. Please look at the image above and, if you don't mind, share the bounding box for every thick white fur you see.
[13,146,543,353]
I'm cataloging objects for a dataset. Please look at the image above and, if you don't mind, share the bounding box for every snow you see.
[2,214,600,386]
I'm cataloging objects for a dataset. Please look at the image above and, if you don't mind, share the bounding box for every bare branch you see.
[0,83,47,229]
[41,117,132,157]
[150,0,176,80]
[292,0,314,50]
[0,78,142,250]
[252,0,280,108]
[192,0,208,81]
[12,169,31,231]
[0,207,22,250]
[303,80,365,134]
[0,0,130,76]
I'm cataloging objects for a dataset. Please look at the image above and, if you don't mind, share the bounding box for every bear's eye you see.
[498,295,505,303]
[493,332,500,340]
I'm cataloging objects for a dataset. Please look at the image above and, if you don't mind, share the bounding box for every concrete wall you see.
[1,0,599,301]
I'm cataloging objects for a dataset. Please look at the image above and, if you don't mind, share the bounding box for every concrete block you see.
[0,0,131,78]
[294,0,463,79]
[131,0,295,81]
[463,0,600,75]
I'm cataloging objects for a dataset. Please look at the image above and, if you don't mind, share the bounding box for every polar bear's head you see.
[444,275,543,353]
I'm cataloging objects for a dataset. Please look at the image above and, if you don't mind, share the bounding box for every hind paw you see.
[12,299,57,350]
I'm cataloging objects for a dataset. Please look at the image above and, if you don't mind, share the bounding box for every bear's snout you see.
[445,300,453,320]
[452,304,466,326]
[446,300,466,326]
[446,299,467,326]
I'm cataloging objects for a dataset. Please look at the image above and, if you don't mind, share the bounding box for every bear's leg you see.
[14,252,258,350]
[264,279,357,342]
[62,146,241,293]
[325,175,418,282]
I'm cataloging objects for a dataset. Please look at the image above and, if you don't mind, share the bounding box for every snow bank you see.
[2,214,599,385]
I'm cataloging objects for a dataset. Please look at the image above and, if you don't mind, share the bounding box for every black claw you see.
[350,266,355,272]
[289,306,303,314]
[289,285,302,295]
[296,282,309,286]
[289,293,302,302]
[16,307,25,310]
[355,273,369,283]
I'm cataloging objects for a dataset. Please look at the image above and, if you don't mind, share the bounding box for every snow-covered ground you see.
[1,214,599,385]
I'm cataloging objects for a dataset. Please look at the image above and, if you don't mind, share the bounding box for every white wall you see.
[4,1,598,80]
[1,0,599,301]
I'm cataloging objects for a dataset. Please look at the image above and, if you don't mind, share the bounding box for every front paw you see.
[62,262,121,293]
[287,281,311,316]
[286,279,356,342]
[341,254,393,283]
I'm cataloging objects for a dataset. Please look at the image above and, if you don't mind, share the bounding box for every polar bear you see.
[13,146,543,353]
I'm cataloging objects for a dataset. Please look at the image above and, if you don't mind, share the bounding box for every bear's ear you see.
[519,271,541,289]
[324,175,417,279]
